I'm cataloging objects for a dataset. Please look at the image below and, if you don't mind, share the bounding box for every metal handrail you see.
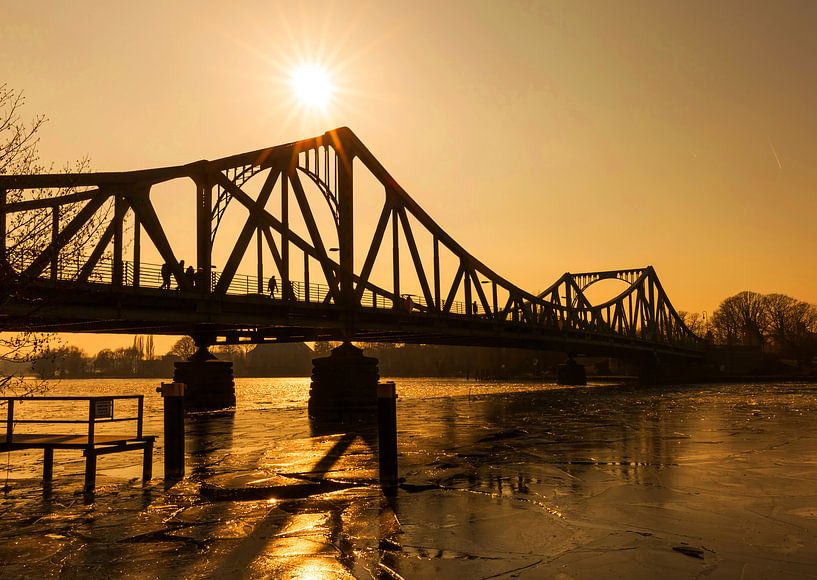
[2,395,145,445]
[9,254,476,316]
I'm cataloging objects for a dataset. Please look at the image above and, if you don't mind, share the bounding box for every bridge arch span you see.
[0,127,704,359]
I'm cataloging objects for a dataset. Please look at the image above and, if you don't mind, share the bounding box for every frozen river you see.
[2,378,817,578]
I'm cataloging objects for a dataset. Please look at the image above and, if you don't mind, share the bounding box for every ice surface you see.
[2,380,817,578]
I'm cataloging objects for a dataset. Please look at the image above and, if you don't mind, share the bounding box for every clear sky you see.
[2,0,816,355]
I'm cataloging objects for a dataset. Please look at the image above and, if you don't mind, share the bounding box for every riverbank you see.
[2,379,817,577]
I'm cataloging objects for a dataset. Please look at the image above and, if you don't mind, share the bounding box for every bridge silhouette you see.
[0,127,703,359]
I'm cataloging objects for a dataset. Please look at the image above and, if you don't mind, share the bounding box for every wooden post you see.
[160,382,185,480]
[87,398,96,445]
[5,399,13,445]
[84,399,98,492]
[43,448,54,482]
[142,439,154,483]
[136,395,144,439]
[84,451,97,492]
[377,382,398,496]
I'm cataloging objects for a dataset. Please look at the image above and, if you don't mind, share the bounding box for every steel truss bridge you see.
[0,128,703,358]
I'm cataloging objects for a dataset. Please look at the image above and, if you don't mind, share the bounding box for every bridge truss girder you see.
[0,128,704,357]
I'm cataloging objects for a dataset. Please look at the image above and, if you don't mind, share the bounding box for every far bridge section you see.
[0,128,705,404]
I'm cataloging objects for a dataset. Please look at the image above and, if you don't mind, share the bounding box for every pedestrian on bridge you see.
[267,274,277,298]
[176,260,185,290]
[184,265,195,289]
[160,262,171,290]
[194,268,209,292]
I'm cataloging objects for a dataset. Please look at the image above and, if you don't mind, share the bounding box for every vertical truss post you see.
[433,236,440,312]
[303,253,310,302]
[50,206,59,283]
[392,207,400,307]
[113,195,125,286]
[464,262,472,315]
[256,228,263,294]
[337,144,355,321]
[132,210,140,288]
[196,169,213,280]
[492,281,498,319]
[281,171,290,300]
[565,279,572,327]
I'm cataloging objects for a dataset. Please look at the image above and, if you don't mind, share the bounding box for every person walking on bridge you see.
[160,262,171,290]
[175,260,185,290]
[267,274,277,298]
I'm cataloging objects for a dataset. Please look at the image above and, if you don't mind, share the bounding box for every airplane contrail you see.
[769,141,783,169]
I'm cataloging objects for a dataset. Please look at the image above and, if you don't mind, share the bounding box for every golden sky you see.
[2,0,816,355]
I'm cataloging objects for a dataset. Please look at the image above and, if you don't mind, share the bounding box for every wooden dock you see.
[2,395,155,492]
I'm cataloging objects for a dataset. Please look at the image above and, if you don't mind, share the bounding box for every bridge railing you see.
[6,253,698,348]
[9,254,478,315]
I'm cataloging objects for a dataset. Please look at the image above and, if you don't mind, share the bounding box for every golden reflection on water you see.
[4,380,817,577]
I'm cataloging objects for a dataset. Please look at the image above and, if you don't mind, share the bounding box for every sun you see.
[290,64,334,111]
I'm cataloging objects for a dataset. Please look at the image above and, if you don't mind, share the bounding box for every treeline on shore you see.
[14,337,599,381]
[681,290,817,369]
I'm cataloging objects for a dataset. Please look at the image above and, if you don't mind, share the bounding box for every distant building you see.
[245,342,314,377]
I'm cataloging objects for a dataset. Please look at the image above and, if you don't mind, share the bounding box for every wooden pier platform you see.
[2,395,155,492]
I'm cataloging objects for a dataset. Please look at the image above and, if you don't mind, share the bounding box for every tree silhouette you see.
[0,84,107,393]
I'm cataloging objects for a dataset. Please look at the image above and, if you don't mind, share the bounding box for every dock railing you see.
[1,395,153,492]
[2,395,145,445]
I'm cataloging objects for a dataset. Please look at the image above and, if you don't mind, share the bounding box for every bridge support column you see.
[308,342,378,416]
[637,354,710,385]
[173,343,235,409]
[556,356,587,386]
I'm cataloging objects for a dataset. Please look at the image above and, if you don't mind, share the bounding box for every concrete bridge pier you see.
[556,355,587,386]
[308,342,379,416]
[173,338,236,409]
[637,354,711,385]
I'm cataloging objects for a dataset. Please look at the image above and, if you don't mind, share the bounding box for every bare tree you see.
[711,291,768,348]
[764,293,817,366]
[0,84,108,394]
[678,311,711,338]
[169,337,197,360]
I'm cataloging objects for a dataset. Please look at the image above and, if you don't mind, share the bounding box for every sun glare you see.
[290,64,334,110]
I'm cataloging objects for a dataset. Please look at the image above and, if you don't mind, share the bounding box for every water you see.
[2,378,817,577]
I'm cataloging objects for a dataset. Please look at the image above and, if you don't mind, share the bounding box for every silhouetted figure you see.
[267,274,277,298]
[472,300,478,315]
[160,262,172,289]
[184,265,195,289]
[194,268,209,292]
[176,260,186,290]
[404,295,413,313]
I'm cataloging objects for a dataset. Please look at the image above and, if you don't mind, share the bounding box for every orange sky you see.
[2,1,816,355]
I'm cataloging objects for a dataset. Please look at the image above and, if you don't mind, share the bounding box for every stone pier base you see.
[556,357,587,386]
[309,342,378,416]
[174,347,236,409]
